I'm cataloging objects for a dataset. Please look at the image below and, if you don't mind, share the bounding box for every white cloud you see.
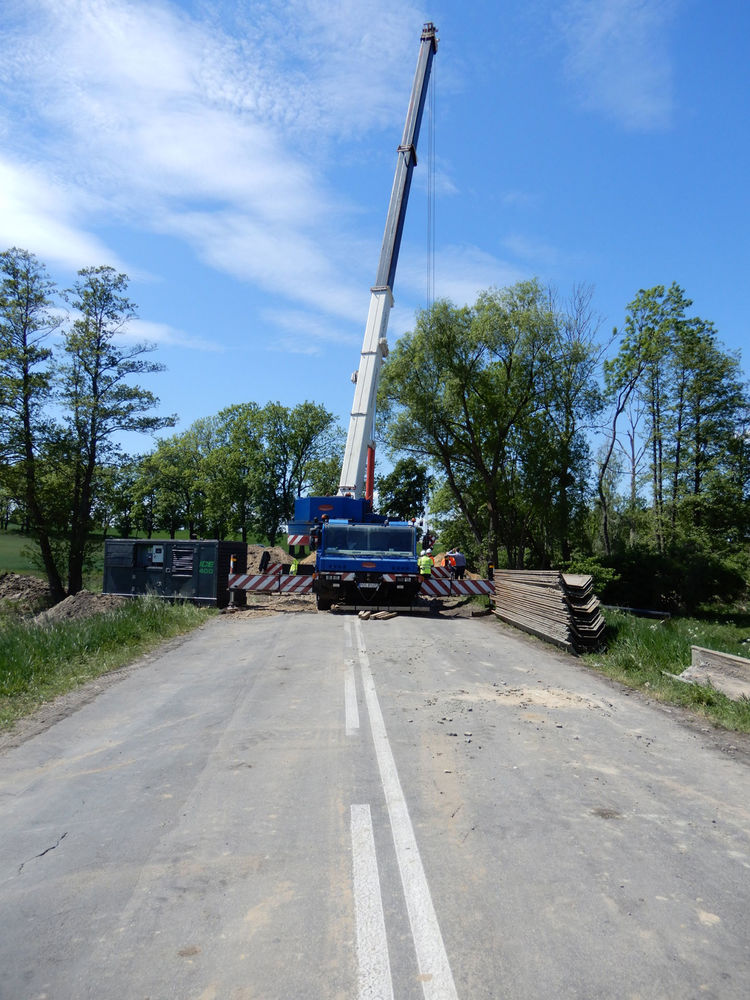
[0,158,126,271]
[261,308,358,348]
[161,208,365,322]
[502,189,542,210]
[266,338,324,357]
[0,0,427,322]
[502,233,562,267]
[396,243,525,310]
[557,0,678,130]
[124,319,222,353]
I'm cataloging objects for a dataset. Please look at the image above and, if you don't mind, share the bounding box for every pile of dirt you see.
[35,590,128,625]
[245,544,315,572]
[0,572,54,614]
[225,593,317,618]
[246,544,292,573]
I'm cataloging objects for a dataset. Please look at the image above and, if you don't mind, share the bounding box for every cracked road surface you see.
[1,613,749,999]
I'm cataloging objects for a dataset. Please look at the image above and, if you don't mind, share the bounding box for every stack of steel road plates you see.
[492,570,605,652]
[561,574,605,651]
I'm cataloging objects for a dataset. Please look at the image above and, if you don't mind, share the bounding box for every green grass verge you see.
[0,595,213,730]
[581,609,750,733]
[0,525,47,577]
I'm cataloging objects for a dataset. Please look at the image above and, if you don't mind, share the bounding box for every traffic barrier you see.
[419,577,451,597]
[228,572,282,593]
[229,570,492,602]
[279,575,314,594]
[450,579,493,596]
[228,568,314,596]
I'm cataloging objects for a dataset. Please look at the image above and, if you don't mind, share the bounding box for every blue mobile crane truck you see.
[285,23,438,611]
[288,495,421,610]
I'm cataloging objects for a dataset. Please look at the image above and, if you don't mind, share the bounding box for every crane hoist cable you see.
[426,57,437,311]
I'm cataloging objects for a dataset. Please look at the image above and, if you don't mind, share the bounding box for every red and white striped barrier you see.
[287,535,310,546]
[229,571,492,600]
[419,577,493,597]
[419,577,451,597]
[228,572,282,593]
[450,579,493,596]
[431,565,451,578]
[279,575,314,594]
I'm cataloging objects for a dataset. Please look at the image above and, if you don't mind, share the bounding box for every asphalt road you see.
[1,611,749,1000]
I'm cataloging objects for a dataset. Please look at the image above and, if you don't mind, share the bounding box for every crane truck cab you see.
[287,495,421,610]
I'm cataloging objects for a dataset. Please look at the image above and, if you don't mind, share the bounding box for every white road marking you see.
[354,620,459,1000]
[345,657,360,735]
[351,804,394,1000]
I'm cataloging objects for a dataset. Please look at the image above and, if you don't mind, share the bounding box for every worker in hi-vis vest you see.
[418,549,434,576]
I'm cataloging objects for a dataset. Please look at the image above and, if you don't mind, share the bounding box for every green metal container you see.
[103,539,247,607]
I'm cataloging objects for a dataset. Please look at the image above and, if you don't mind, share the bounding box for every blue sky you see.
[1,0,748,458]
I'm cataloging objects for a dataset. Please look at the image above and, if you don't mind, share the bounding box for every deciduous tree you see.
[60,266,175,592]
[376,457,433,521]
[0,248,66,600]
[379,280,597,568]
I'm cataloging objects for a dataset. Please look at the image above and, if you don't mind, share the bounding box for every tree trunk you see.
[68,453,96,595]
[23,444,65,602]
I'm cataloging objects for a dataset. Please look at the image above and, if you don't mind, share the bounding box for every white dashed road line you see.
[354,619,459,1000]
[351,803,395,1000]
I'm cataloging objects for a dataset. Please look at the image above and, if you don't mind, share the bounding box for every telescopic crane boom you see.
[338,21,438,499]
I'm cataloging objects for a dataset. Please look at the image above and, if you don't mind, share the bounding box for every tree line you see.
[102,401,343,545]
[0,248,175,602]
[0,248,342,600]
[378,279,750,611]
[2,247,748,611]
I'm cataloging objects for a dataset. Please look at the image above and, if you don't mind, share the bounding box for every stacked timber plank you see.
[493,570,604,652]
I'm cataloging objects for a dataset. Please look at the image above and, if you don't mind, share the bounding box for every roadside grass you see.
[581,609,750,734]
[0,595,213,730]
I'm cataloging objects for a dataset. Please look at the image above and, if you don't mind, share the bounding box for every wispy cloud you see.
[261,307,358,353]
[0,0,425,315]
[502,233,562,267]
[0,158,128,272]
[124,319,222,353]
[557,0,678,130]
[502,189,542,210]
[396,244,525,311]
